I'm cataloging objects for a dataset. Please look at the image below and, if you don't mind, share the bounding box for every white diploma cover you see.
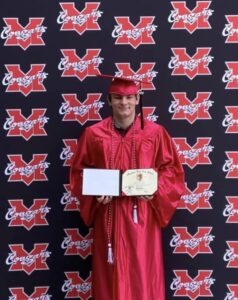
[83,169,121,196]
[82,168,157,196]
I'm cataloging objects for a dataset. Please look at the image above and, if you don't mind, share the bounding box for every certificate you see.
[122,168,158,196]
[82,168,120,196]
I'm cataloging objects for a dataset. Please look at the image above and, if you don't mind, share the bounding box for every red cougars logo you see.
[178,182,214,213]
[6,244,51,275]
[112,16,157,49]
[170,270,215,299]
[225,284,238,299]
[222,106,238,133]
[170,227,214,257]
[62,272,92,299]
[115,62,157,90]
[61,228,93,258]
[168,1,213,34]
[142,107,158,122]
[60,139,78,167]
[173,137,214,169]
[57,2,103,35]
[59,93,103,125]
[4,109,49,140]
[169,92,213,124]
[224,241,238,268]
[2,64,48,96]
[222,62,238,89]
[61,184,80,212]
[223,152,238,178]
[58,49,103,81]
[223,16,238,43]
[1,18,46,50]
[223,196,238,223]
[169,48,213,79]
[5,154,50,185]
[6,199,50,231]
[9,286,51,300]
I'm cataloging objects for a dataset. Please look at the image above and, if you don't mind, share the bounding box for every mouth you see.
[119,106,130,110]
[119,109,130,114]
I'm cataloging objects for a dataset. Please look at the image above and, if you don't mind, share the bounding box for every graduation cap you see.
[97,73,146,129]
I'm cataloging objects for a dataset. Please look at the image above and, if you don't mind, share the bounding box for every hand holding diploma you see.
[138,195,154,201]
[96,194,153,205]
[96,196,113,205]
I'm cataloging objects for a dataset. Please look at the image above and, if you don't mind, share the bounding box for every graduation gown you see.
[70,116,185,300]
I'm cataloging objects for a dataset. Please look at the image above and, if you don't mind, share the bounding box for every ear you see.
[136,94,140,105]
[107,96,112,106]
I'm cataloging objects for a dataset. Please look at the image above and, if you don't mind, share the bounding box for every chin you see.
[119,113,131,118]
[119,109,131,115]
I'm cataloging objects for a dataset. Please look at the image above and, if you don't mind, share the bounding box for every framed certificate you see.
[122,169,158,196]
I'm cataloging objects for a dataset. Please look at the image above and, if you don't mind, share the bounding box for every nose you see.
[121,96,128,104]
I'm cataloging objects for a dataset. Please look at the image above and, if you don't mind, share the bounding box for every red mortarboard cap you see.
[97,73,146,129]
[109,77,139,96]
[97,73,143,96]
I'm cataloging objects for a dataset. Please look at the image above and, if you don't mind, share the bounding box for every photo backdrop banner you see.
[1,0,238,299]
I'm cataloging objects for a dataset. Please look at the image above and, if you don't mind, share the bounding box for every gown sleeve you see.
[70,127,99,226]
[150,126,185,228]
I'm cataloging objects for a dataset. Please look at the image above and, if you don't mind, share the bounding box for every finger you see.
[102,196,112,205]
[102,196,111,204]
[138,195,153,201]
[145,195,153,200]
[96,196,105,203]
[138,196,146,201]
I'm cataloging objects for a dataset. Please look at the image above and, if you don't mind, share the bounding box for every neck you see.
[113,114,136,130]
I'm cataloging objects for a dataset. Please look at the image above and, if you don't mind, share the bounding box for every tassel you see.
[133,204,138,224]
[107,243,113,264]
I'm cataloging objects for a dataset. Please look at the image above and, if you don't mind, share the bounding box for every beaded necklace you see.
[106,117,138,264]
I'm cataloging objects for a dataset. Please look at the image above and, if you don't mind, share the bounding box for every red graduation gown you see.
[70,116,185,300]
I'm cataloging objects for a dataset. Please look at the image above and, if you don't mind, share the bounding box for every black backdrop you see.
[1,0,238,299]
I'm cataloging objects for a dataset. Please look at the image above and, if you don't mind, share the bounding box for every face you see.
[108,93,139,120]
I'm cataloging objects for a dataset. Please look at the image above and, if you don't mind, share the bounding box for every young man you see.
[70,76,185,300]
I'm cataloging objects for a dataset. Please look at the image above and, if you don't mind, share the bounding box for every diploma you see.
[122,168,158,196]
[82,168,120,196]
